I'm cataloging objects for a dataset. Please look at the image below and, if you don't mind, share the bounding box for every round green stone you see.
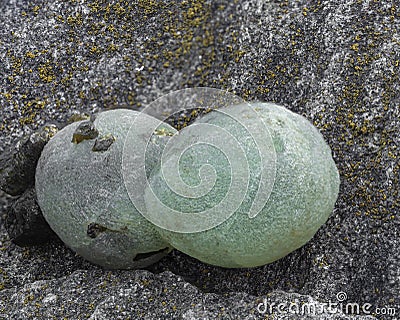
[145,102,340,268]
[36,109,176,269]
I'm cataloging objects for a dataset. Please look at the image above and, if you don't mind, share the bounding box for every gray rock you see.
[0,269,377,320]
[4,187,57,246]
[0,125,59,246]
[0,125,58,196]
[0,0,398,319]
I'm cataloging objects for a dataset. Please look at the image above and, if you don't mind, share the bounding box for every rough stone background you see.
[0,0,399,319]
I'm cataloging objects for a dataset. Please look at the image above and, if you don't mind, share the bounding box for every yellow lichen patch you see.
[66,13,83,25]
[25,51,36,59]
[154,127,175,137]
[32,5,40,15]
[351,43,359,52]
[107,43,118,52]
[19,98,47,126]
[37,62,56,83]
[138,0,161,15]
[11,56,23,74]
[2,92,12,101]
[89,46,101,54]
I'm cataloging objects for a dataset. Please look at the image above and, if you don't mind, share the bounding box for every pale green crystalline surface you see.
[35,109,176,269]
[146,102,340,268]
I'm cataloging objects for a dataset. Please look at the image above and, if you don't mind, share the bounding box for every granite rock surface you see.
[0,0,399,319]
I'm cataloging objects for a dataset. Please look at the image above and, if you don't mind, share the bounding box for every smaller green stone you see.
[36,109,176,269]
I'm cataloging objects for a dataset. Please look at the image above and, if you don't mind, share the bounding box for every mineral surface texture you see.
[36,109,175,269]
[147,103,340,267]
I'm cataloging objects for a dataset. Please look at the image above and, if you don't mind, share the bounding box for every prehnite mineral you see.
[35,109,176,269]
[145,102,340,268]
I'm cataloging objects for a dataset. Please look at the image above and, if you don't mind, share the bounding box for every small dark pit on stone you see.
[92,134,115,152]
[72,121,99,144]
[86,223,107,239]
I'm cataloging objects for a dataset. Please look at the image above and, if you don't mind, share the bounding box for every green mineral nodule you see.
[145,102,340,268]
[36,109,176,269]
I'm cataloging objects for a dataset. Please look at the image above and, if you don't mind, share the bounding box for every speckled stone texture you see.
[0,0,399,319]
